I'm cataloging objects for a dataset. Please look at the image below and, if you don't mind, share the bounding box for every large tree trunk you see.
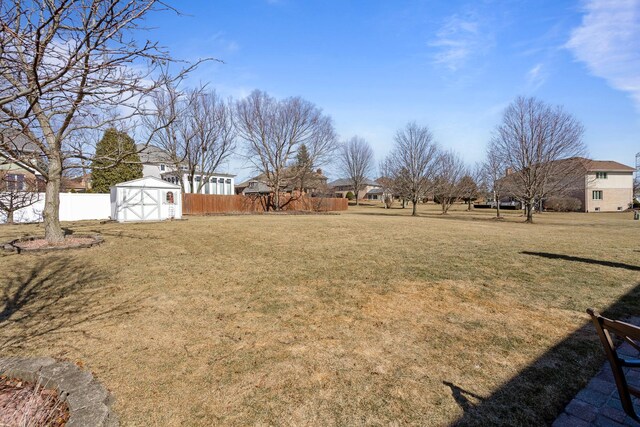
[412,198,417,216]
[7,210,14,224]
[525,201,534,223]
[355,190,359,206]
[273,189,280,211]
[44,157,65,243]
[467,199,472,211]
[494,191,501,218]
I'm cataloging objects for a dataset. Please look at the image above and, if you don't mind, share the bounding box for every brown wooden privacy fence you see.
[182,194,348,215]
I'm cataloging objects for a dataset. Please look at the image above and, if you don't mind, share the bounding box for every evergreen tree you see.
[91,128,143,192]
[295,144,312,170]
[291,144,315,193]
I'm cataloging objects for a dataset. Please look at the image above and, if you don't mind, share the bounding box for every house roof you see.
[137,144,236,177]
[111,176,181,189]
[0,129,41,154]
[579,158,635,172]
[162,170,236,179]
[242,181,273,194]
[501,157,636,181]
[0,129,45,174]
[366,188,385,195]
[328,178,381,188]
[135,144,173,164]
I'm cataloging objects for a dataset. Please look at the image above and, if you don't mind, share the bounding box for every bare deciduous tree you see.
[433,150,467,214]
[492,96,587,223]
[482,142,506,218]
[0,1,198,242]
[386,122,440,216]
[146,85,236,193]
[338,136,375,205]
[235,90,337,210]
[0,172,40,224]
[459,164,482,211]
[377,157,396,209]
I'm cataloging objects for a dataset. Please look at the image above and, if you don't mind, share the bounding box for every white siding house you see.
[162,172,235,195]
[136,144,235,194]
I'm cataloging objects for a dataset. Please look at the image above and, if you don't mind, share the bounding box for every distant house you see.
[364,187,385,201]
[577,159,635,212]
[136,144,236,194]
[235,169,328,196]
[328,178,382,200]
[62,173,92,192]
[498,157,635,212]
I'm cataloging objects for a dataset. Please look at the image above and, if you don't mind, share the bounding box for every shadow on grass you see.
[443,381,484,414]
[0,256,137,351]
[521,251,640,272]
[446,281,640,426]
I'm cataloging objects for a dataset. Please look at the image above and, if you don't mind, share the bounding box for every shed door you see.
[121,188,161,221]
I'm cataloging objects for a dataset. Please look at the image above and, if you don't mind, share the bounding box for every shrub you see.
[545,196,582,212]
[345,191,355,201]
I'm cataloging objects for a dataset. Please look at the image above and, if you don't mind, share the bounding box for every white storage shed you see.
[110,177,182,222]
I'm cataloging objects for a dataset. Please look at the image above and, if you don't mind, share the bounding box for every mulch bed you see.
[0,376,69,427]
[5,234,104,253]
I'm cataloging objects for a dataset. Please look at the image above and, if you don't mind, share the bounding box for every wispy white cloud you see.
[201,31,240,54]
[429,13,494,71]
[525,62,548,91]
[566,0,640,109]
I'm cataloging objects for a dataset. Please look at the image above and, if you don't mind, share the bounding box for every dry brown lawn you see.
[1,203,639,426]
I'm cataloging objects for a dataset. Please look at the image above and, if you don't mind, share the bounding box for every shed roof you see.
[111,176,181,189]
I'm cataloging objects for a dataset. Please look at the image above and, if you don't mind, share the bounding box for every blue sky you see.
[144,0,640,178]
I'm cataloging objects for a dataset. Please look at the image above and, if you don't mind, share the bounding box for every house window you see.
[160,164,165,171]
[592,190,603,200]
[596,172,607,179]
[6,174,25,191]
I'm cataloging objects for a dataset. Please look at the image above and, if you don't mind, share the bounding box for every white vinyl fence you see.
[0,193,111,224]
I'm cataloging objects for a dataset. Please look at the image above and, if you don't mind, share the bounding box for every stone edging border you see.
[0,357,118,427]
[2,234,104,254]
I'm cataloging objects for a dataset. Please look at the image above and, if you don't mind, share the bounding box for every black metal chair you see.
[587,308,640,420]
